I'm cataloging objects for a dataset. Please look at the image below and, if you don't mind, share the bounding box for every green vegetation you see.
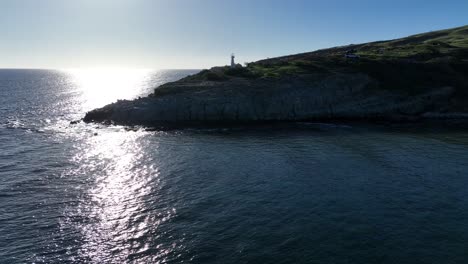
[173,60,331,82]
[177,23,467,82]
[357,26,468,59]
[153,25,468,105]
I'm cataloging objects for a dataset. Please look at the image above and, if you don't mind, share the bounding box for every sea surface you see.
[1,69,468,264]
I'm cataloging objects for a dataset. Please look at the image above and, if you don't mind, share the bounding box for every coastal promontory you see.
[84,25,468,127]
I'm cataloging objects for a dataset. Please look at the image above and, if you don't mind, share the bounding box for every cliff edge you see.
[84,25,468,127]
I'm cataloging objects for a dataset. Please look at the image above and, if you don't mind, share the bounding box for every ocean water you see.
[1,69,468,264]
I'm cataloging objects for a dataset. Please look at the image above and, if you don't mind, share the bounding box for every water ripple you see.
[2,70,468,264]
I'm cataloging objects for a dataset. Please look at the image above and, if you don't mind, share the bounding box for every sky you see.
[1,0,467,69]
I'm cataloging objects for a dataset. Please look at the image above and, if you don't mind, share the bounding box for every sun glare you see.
[66,68,153,110]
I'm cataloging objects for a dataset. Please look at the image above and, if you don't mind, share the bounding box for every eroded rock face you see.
[82,25,468,127]
[83,73,457,126]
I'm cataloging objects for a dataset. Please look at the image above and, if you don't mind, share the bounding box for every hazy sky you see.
[1,0,467,69]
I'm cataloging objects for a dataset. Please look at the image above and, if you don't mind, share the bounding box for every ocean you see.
[1,69,468,264]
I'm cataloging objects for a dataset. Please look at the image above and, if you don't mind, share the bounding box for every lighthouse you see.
[230,53,235,68]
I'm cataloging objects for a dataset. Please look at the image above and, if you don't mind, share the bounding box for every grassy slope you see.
[153,25,468,110]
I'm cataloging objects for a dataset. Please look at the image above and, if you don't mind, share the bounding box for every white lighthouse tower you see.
[230,53,235,68]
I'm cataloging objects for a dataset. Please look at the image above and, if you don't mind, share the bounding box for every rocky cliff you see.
[84,25,468,127]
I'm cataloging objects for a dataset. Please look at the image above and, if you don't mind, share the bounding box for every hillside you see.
[84,25,468,126]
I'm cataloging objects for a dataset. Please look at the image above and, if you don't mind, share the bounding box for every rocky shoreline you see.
[83,26,468,128]
[83,74,466,128]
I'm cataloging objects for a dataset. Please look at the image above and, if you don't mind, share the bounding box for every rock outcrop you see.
[83,73,458,126]
[83,25,468,127]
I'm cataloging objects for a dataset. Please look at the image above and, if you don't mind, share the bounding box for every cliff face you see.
[84,25,468,127]
[83,73,457,126]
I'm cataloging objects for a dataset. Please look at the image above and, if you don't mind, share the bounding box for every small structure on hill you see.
[345,49,360,59]
[231,53,236,68]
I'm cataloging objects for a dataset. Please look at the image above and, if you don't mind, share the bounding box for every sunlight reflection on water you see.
[65,130,178,263]
[53,68,185,262]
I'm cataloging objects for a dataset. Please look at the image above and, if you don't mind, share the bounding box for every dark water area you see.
[1,69,468,263]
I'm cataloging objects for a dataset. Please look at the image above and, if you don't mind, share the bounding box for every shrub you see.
[224,66,259,78]
[204,71,227,81]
